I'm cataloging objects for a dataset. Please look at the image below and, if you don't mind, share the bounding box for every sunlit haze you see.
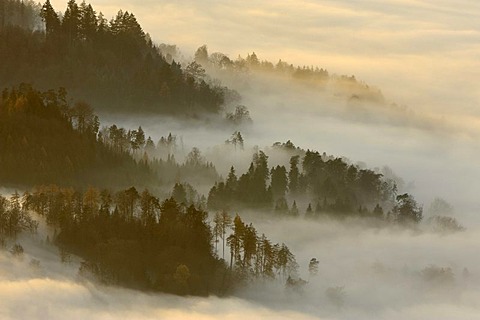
[50,0,480,116]
[1,1,480,319]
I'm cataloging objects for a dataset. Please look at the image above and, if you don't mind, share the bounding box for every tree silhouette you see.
[393,193,422,224]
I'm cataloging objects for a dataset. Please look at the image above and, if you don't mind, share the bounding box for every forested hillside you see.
[0,0,226,115]
[0,84,155,187]
[207,145,423,224]
[1,186,298,296]
[193,45,387,107]
[0,0,453,303]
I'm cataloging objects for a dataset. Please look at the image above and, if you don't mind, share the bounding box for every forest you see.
[0,0,465,302]
[191,44,387,107]
[1,186,298,295]
[0,80,432,297]
[0,83,155,187]
[0,0,227,115]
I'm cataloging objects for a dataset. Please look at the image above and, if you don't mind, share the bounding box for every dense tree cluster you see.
[0,84,154,187]
[23,185,223,295]
[0,83,223,189]
[194,45,385,105]
[98,127,219,187]
[0,0,438,302]
[19,185,297,295]
[391,193,423,224]
[207,147,421,223]
[224,213,298,281]
[208,151,272,210]
[300,150,396,212]
[0,0,226,114]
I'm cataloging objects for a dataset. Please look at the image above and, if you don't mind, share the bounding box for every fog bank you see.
[2,216,480,320]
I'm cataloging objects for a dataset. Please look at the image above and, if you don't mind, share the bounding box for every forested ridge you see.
[0,84,155,187]
[1,0,461,301]
[0,81,301,296]
[0,81,432,297]
[0,0,226,115]
[1,186,299,296]
[207,144,425,225]
[192,44,387,107]
[0,83,223,189]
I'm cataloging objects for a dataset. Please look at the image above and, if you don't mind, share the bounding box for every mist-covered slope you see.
[0,84,155,188]
[1,0,479,318]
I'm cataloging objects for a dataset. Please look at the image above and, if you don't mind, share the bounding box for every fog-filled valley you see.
[1,0,480,319]
[2,215,480,320]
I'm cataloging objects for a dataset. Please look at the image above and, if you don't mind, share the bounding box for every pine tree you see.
[79,1,97,40]
[40,0,60,37]
[270,165,288,199]
[290,200,299,217]
[62,0,81,42]
[288,155,300,195]
[305,203,313,219]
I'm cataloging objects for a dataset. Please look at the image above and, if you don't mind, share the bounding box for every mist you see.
[48,0,479,116]
[100,62,480,226]
[2,211,480,320]
[3,0,480,319]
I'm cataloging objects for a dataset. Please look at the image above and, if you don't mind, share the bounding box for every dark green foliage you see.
[288,155,300,195]
[171,183,187,205]
[25,185,226,296]
[373,203,384,218]
[300,150,397,218]
[208,147,397,219]
[0,0,225,115]
[270,165,288,199]
[23,185,296,295]
[393,193,423,224]
[207,151,272,210]
[0,84,155,188]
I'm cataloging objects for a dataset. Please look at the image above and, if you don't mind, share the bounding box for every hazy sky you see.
[50,0,480,118]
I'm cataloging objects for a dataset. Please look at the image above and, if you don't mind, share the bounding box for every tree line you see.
[0,185,300,296]
[207,147,424,224]
[0,84,155,187]
[215,212,298,282]
[0,0,227,115]
[193,45,385,105]
[0,83,225,190]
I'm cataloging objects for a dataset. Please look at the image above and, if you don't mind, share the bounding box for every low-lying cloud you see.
[2,216,480,320]
[48,0,479,117]
[12,1,480,318]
